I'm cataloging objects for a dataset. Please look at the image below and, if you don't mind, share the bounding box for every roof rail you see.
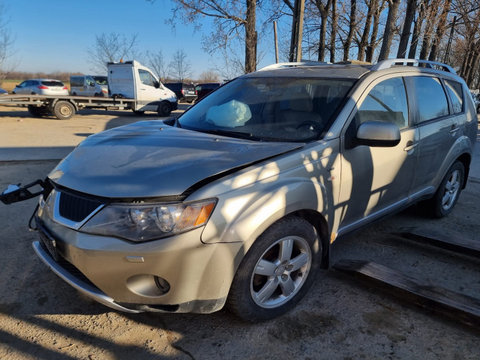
[372,59,456,74]
[258,61,330,71]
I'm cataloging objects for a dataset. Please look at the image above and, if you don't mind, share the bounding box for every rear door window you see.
[410,77,449,122]
[444,80,464,114]
[41,81,64,87]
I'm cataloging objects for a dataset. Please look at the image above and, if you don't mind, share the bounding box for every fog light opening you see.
[154,276,170,294]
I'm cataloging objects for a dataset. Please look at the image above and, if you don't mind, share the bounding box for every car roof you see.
[246,59,462,82]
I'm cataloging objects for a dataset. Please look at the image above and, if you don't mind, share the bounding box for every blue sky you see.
[7,0,279,78]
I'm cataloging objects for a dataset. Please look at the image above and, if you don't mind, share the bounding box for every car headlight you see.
[80,199,216,242]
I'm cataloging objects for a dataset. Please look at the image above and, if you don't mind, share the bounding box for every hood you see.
[49,121,302,199]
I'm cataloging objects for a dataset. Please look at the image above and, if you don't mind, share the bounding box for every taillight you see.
[63,86,68,90]
[181,89,185,95]
[38,85,48,89]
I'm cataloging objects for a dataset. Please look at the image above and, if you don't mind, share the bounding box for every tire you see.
[27,105,48,117]
[53,101,75,120]
[132,110,145,115]
[227,216,322,322]
[430,161,465,218]
[157,101,172,117]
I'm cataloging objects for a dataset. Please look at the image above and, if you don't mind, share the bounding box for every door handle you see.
[449,124,459,135]
[403,141,417,152]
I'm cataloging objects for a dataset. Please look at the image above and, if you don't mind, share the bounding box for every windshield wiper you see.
[197,128,263,141]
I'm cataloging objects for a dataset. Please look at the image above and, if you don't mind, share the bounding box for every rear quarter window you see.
[444,80,464,114]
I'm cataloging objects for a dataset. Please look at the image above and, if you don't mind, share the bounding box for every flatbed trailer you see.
[0,94,153,120]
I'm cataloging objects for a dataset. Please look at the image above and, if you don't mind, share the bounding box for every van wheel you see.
[157,101,172,117]
[53,101,75,120]
[227,216,321,322]
[430,161,465,218]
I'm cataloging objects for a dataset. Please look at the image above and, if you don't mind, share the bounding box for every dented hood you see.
[49,121,302,199]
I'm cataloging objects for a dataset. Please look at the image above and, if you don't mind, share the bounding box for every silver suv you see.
[7,59,477,321]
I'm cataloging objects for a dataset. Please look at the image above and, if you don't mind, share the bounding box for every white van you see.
[70,75,108,97]
[107,60,177,116]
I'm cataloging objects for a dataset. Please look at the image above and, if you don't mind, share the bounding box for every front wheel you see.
[430,161,465,218]
[157,101,172,117]
[227,216,321,322]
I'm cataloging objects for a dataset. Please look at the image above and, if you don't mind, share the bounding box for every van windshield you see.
[178,77,354,142]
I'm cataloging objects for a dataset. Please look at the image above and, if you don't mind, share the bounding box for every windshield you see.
[178,76,354,142]
[93,76,108,85]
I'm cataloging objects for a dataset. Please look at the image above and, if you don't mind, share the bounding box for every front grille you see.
[58,191,102,222]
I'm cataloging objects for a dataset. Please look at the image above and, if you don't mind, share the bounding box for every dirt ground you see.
[0,105,479,360]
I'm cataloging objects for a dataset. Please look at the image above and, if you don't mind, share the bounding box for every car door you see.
[337,76,418,231]
[405,76,458,196]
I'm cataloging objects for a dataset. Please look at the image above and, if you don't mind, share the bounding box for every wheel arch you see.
[457,153,471,189]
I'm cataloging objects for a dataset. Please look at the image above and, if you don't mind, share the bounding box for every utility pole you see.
[274,21,279,63]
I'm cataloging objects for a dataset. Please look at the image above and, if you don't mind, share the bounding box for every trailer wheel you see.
[157,101,172,117]
[53,101,75,120]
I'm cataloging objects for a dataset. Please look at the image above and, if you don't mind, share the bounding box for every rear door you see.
[406,76,459,196]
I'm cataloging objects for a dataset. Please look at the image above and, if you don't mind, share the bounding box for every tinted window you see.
[412,77,449,122]
[355,77,409,129]
[444,80,463,114]
[138,70,157,87]
[70,77,84,87]
[41,81,64,87]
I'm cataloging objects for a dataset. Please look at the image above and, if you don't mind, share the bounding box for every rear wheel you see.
[53,101,75,120]
[157,101,172,117]
[430,161,465,218]
[227,216,321,322]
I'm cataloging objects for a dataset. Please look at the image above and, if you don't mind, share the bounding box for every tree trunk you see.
[330,0,338,62]
[366,0,384,62]
[378,0,401,61]
[245,0,257,73]
[357,0,377,61]
[343,0,357,61]
[428,0,451,61]
[407,0,427,59]
[315,0,331,62]
[419,0,438,60]
[396,0,417,58]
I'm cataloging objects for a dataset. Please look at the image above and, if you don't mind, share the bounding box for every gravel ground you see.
[0,106,479,360]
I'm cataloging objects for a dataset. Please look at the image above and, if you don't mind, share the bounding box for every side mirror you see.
[356,121,400,147]
[154,81,160,89]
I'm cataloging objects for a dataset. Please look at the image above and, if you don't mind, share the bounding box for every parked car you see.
[195,82,221,101]
[14,59,476,322]
[164,82,197,103]
[0,88,7,95]
[12,79,68,95]
[70,75,108,97]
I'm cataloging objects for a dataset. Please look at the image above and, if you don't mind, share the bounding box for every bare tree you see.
[169,49,192,81]
[419,0,441,59]
[396,0,417,58]
[88,33,138,73]
[378,0,401,60]
[428,0,452,61]
[357,0,379,61]
[170,0,257,73]
[343,0,358,61]
[198,70,220,82]
[146,50,168,81]
[365,0,387,62]
[0,2,14,81]
[329,0,338,62]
